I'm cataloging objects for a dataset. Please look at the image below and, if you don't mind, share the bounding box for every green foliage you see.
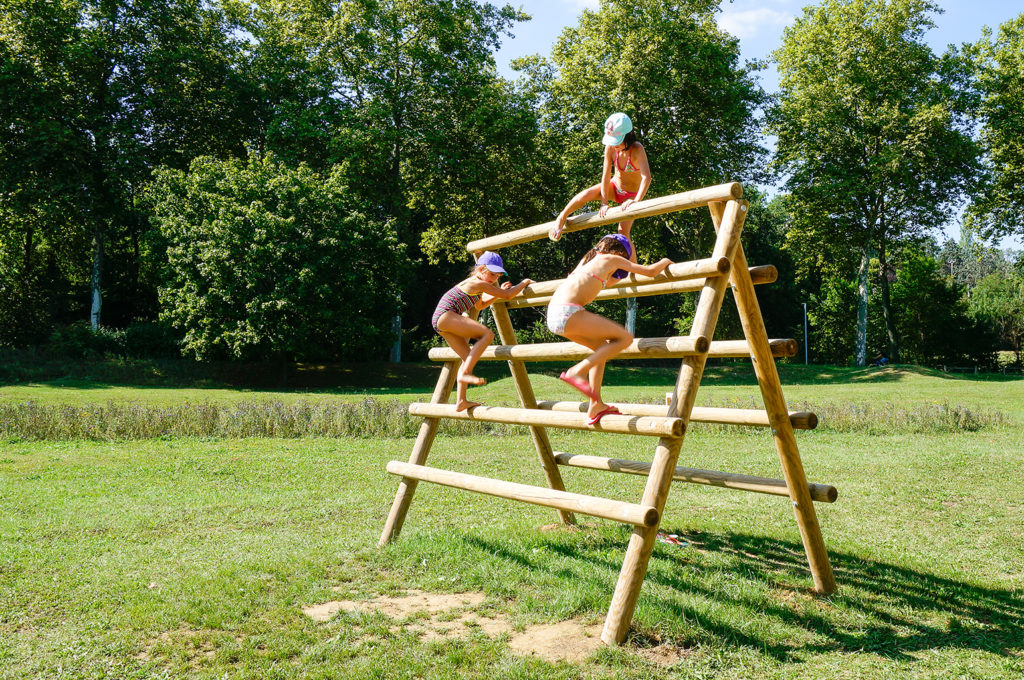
[808,278,858,364]
[147,154,402,362]
[770,0,981,363]
[965,13,1024,239]
[868,249,998,366]
[969,271,1024,365]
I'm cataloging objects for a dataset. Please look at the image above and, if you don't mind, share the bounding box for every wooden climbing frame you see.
[378,182,837,645]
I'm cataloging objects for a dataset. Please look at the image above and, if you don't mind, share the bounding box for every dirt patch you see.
[506,620,605,663]
[303,589,683,666]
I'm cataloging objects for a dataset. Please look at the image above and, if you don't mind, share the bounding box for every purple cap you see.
[606,234,633,279]
[476,251,506,274]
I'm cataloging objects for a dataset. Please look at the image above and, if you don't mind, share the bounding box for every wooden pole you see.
[467,183,742,252]
[535,400,817,430]
[428,336,794,363]
[490,302,574,525]
[379,360,459,545]
[551,453,838,503]
[407,403,684,437]
[506,265,777,309]
[708,201,836,594]
[429,335,708,362]
[386,462,659,527]
[602,199,749,645]
[518,256,729,298]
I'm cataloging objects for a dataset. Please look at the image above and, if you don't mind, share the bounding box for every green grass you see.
[1,363,1022,678]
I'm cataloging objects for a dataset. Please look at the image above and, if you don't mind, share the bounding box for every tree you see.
[770,0,980,365]
[0,0,249,339]
[527,0,766,255]
[866,248,996,367]
[965,13,1024,240]
[231,0,533,359]
[147,154,402,362]
[970,272,1024,367]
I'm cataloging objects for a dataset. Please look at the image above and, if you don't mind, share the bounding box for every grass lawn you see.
[1,363,1022,678]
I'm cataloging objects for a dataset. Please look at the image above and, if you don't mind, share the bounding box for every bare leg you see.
[551,184,603,240]
[437,313,494,411]
[561,311,633,418]
[617,218,636,239]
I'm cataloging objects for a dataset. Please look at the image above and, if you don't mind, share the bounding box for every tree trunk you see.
[855,247,869,367]
[876,241,900,363]
[90,223,104,330]
[626,297,637,334]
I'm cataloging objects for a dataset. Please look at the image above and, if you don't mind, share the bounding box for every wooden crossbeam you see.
[467,182,743,252]
[506,264,777,309]
[407,403,684,437]
[552,453,837,503]
[428,337,797,363]
[387,461,660,527]
[535,400,817,430]
[518,256,729,298]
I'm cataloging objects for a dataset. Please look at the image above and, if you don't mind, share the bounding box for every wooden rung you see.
[467,183,743,253]
[552,453,838,503]
[711,338,797,358]
[429,335,708,363]
[506,264,776,309]
[407,403,684,437]
[535,401,817,430]
[386,461,660,526]
[427,337,796,363]
[517,257,730,299]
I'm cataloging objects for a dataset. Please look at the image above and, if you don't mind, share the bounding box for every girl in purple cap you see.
[432,251,532,411]
[547,234,671,424]
[549,112,652,242]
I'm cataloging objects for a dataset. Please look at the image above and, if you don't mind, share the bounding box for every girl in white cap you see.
[431,251,532,411]
[547,234,671,425]
[549,112,652,242]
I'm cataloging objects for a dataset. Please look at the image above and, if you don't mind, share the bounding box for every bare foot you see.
[455,400,481,412]
[458,374,486,386]
[587,401,611,420]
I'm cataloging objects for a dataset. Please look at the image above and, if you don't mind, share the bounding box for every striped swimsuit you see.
[431,286,481,331]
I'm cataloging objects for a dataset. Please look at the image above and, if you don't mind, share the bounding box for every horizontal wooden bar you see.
[710,338,797,358]
[552,453,838,503]
[534,401,818,430]
[427,337,794,363]
[387,461,660,526]
[506,264,777,309]
[467,183,744,253]
[429,335,708,363]
[407,403,684,437]
[518,257,730,299]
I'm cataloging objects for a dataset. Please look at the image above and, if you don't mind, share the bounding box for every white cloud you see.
[718,7,793,41]
[558,0,599,9]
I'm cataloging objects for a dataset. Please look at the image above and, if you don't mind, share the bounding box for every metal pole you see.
[802,302,808,365]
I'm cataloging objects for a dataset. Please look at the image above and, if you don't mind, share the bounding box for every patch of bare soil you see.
[303,589,686,666]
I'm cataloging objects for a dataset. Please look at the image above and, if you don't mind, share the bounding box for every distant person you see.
[547,234,671,424]
[549,112,652,244]
[871,351,888,367]
[432,252,532,411]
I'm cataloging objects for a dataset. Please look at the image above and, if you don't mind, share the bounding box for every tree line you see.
[1,0,1022,368]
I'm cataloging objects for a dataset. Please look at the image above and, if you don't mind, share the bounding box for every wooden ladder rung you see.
[427,337,797,363]
[386,461,660,526]
[507,265,777,309]
[535,401,817,430]
[516,256,730,299]
[407,403,684,437]
[552,453,838,503]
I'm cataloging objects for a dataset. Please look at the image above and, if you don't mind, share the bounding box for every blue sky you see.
[493,1,1023,248]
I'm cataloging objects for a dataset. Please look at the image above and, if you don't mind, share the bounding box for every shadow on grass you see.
[464,530,1023,664]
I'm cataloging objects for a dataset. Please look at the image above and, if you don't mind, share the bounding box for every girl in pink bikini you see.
[547,234,671,424]
[432,251,532,411]
[549,112,652,242]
